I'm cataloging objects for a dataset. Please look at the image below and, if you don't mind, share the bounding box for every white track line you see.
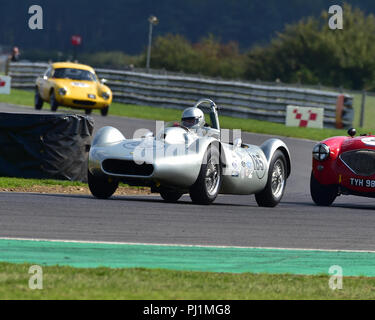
[1,236,375,254]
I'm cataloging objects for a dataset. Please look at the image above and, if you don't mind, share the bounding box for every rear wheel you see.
[34,88,43,110]
[189,145,222,205]
[255,150,287,207]
[88,170,119,199]
[50,91,58,112]
[310,171,337,206]
[160,187,183,203]
[101,106,109,116]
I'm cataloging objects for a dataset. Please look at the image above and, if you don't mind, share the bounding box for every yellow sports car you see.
[35,62,112,116]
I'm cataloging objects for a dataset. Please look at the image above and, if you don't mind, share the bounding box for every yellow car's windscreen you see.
[53,68,96,81]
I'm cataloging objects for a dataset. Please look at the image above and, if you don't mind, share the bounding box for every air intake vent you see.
[73,100,96,106]
[102,159,154,176]
[340,150,375,176]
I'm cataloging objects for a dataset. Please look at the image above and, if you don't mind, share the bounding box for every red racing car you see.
[311,128,375,206]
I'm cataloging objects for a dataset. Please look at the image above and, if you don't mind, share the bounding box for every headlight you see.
[88,94,96,99]
[58,88,67,96]
[313,143,330,161]
[102,92,110,100]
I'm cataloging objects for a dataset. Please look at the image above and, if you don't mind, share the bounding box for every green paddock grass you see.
[352,92,375,130]
[2,89,374,140]
[0,176,145,191]
[0,88,359,141]
[0,262,374,299]
[110,103,351,141]
[0,88,32,106]
[0,177,86,188]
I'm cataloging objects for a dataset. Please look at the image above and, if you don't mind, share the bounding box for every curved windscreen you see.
[165,121,183,128]
[53,68,97,81]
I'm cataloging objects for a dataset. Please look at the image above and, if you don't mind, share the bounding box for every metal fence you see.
[7,61,354,128]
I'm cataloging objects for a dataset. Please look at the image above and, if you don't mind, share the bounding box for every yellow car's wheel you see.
[85,109,92,115]
[50,91,58,112]
[34,88,43,110]
[101,106,109,116]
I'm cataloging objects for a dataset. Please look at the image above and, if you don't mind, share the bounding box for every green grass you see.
[0,177,146,191]
[0,88,362,141]
[0,177,86,188]
[0,262,374,299]
[352,92,375,130]
[1,88,374,141]
[110,102,351,141]
[0,88,32,106]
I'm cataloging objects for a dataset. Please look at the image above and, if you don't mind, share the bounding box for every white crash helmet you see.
[181,107,205,129]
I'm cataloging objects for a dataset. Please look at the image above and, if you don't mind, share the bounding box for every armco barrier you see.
[0,112,93,181]
[7,62,354,128]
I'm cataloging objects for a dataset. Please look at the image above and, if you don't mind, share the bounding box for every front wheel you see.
[35,89,43,110]
[101,106,109,116]
[88,170,119,199]
[50,91,59,112]
[310,171,337,206]
[85,108,92,115]
[189,145,222,205]
[255,150,287,207]
[160,187,183,203]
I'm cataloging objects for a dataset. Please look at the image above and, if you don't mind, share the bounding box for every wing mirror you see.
[348,128,356,137]
[100,78,108,84]
[234,138,242,148]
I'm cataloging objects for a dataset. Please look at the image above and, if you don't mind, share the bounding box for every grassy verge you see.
[0,177,85,189]
[0,177,149,195]
[0,88,363,141]
[0,262,373,299]
[352,92,375,130]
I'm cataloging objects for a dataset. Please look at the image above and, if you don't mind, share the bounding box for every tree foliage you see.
[5,0,375,55]
[5,1,375,90]
[80,51,141,69]
[145,34,246,79]
[245,4,375,90]
[142,4,375,89]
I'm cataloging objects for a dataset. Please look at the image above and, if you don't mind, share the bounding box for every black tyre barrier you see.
[0,112,93,182]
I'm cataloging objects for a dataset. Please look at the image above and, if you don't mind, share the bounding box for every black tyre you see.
[255,150,287,207]
[160,187,183,203]
[50,91,58,112]
[101,106,109,116]
[34,88,43,110]
[189,145,222,205]
[85,108,92,115]
[310,171,337,206]
[88,170,119,199]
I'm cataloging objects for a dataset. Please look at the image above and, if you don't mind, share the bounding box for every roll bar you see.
[193,99,220,131]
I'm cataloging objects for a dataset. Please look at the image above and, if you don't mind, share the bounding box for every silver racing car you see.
[88,99,291,206]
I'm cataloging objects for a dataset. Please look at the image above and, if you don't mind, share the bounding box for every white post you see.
[146,21,153,71]
[146,16,158,71]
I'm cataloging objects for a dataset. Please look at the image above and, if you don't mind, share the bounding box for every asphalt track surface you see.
[1,103,375,251]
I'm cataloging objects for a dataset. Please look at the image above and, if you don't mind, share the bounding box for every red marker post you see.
[71,35,82,61]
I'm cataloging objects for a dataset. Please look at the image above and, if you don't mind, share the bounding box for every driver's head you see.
[181,107,205,129]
